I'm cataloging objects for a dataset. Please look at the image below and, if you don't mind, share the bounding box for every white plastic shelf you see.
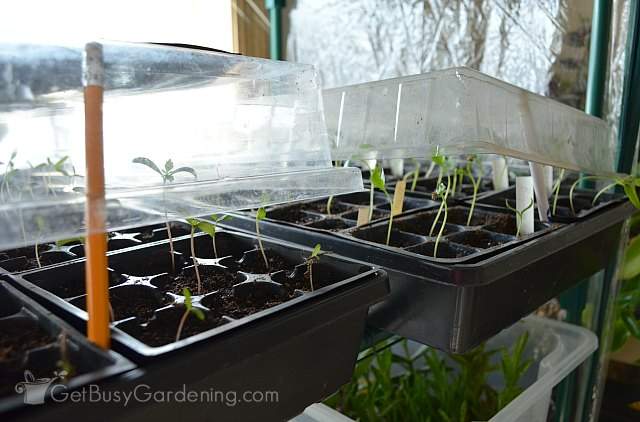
[0,41,362,250]
[324,67,618,178]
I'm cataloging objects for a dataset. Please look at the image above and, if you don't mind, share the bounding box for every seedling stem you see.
[256,207,269,271]
[433,177,451,257]
[175,288,205,342]
[505,198,534,238]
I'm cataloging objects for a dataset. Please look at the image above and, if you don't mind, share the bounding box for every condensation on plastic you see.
[0,41,363,250]
[291,316,598,422]
[324,68,618,177]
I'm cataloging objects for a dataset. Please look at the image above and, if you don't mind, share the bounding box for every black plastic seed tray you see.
[0,280,135,420]
[0,221,191,274]
[222,196,634,353]
[474,186,625,223]
[263,191,437,234]
[7,229,389,421]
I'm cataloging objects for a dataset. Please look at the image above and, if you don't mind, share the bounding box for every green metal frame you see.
[558,1,640,421]
[265,0,285,60]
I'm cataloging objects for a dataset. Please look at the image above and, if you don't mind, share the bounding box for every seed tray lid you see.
[324,67,619,177]
[0,41,363,250]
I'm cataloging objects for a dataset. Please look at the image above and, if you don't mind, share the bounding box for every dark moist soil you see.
[408,242,473,259]
[204,287,288,320]
[394,216,457,236]
[450,231,505,249]
[267,206,321,225]
[305,218,353,232]
[351,228,421,248]
[109,291,167,322]
[236,251,292,275]
[168,266,241,295]
[1,253,74,273]
[35,271,125,299]
[0,319,54,364]
[303,200,353,215]
[445,208,487,226]
[484,213,519,236]
[132,308,226,347]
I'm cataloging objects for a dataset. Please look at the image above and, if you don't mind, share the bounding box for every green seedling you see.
[175,288,205,342]
[432,180,450,257]
[196,214,232,258]
[304,244,324,291]
[505,198,535,238]
[568,174,639,216]
[326,332,531,422]
[256,207,269,271]
[33,215,48,268]
[428,148,451,241]
[185,218,204,294]
[55,331,75,381]
[370,165,395,246]
[359,160,379,221]
[55,236,85,247]
[464,155,483,226]
[133,157,197,273]
[551,168,565,215]
[1,150,18,199]
[402,159,421,192]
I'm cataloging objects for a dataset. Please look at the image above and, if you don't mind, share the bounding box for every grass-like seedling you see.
[175,288,205,342]
[255,207,269,271]
[326,332,532,422]
[370,165,395,246]
[505,198,534,238]
[428,149,452,253]
[568,175,637,215]
[185,218,204,294]
[56,331,75,380]
[133,157,197,273]
[551,168,565,215]
[464,155,483,226]
[0,150,17,199]
[304,244,324,291]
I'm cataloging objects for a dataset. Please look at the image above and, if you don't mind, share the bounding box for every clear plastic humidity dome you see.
[0,41,363,250]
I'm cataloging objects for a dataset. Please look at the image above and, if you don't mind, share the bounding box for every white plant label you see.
[491,157,509,191]
[516,176,534,236]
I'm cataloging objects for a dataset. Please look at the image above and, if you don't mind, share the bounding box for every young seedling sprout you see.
[402,159,421,192]
[133,157,197,273]
[33,216,47,268]
[370,165,395,245]
[464,155,483,226]
[551,168,565,215]
[55,331,75,381]
[185,218,204,294]
[304,244,324,291]
[175,288,205,342]
[428,148,451,238]
[505,198,535,238]
[255,207,269,271]
[205,214,232,258]
[432,181,450,257]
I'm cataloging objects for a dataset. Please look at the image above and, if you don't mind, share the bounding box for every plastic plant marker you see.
[175,288,205,342]
[492,156,509,191]
[356,207,370,226]
[83,42,110,349]
[390,158,404,177]
[256,207,269,271]
[515,176,535,236]
[543,166,554,193]
[392,180,406,216]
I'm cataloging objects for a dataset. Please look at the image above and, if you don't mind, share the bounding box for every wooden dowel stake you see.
[83,43,110,349]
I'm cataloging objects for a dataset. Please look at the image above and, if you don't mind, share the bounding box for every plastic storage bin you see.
[0,41,362,250]
[291,316,598,422]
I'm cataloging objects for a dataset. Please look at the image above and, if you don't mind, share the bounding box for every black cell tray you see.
[222,192,634,353]
[0,222,191,274]
[0,281,135,421]
[6,229,389,421]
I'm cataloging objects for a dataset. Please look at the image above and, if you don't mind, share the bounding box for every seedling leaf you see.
[165,159,174,172]
[256,207,267,220]
[133,157,163,177]
[172,166,198,179]
[311,243,322,258]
